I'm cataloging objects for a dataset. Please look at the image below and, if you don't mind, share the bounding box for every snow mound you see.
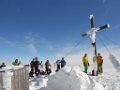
[29,76,48,90]
[47,66,104,90]
[109,54,120,72]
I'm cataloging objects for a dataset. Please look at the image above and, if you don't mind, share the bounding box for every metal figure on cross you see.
[82,14,110,76]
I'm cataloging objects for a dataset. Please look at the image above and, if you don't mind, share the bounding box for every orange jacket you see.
[97,56,103,64]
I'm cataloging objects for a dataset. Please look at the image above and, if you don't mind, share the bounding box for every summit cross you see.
[82,14,110,75]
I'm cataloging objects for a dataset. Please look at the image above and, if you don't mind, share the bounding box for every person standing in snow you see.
[34,57,40,76]
[82,53,89,73]
[45,60,52,75]
[55,60,61,72]
[29,58,35,77]
[97,53,103,74]
[60,57,66,68]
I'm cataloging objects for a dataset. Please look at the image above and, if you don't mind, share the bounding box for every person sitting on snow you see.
[82,53,89,73]
[97,53,103,74]
[0,62,6,69]
[60,57,66,68]
[12,59,21,66]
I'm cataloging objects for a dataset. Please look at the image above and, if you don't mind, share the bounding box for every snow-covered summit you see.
[47,66,104,90]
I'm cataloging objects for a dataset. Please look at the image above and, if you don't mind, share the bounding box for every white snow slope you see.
[1,54,120,90]
[29,54,120,90]
[30,66,105,90]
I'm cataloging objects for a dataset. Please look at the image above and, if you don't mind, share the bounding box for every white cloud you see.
[27,44,38,55]
[0,37,22,47]
[0,32,40,57]
[25,32,35,43]
[38,38,61,51]
[24,32,39,56]
[0,37,11,44]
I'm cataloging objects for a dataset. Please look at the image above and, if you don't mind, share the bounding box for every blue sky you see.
[0,0,120,64]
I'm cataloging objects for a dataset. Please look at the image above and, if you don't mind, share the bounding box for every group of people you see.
[82,53,103,75]
[55,57,66,72]
[29,57,52,77]
[29,57,66,77]
[0,58,21,69]
[1,54,103,76]
[29,57,43,77]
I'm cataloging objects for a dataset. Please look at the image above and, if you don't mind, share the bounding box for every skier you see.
[55,60,61,72]
[82,53,89,73]
[97,53,103,74]
[60,57,66,68]
[29,58,35,77]
[45,60,52,75]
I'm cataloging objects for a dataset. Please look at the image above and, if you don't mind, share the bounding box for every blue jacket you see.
[61,59,66,68]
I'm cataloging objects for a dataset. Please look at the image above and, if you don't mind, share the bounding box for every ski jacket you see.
[34,60,39,67]
[61,59,66,68]
[30,61,35,68]
[97,56,103,64]
[82,56,89,64]
[45,62,51,69]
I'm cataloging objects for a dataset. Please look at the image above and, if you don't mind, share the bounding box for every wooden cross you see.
[82,14,110,75]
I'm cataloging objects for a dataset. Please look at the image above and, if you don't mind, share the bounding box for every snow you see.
[0,70,13,90]
[86,29,96,43]
[29,52,120,90]
[109,54,120,72]
[29,76,48,90]
[90,14,94,19]
[92,71,120,90]
[29,66,105,90]
[47,66,104,90]
[1,53,120,90]
[0,65,25,90]
[107,24,110,28]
